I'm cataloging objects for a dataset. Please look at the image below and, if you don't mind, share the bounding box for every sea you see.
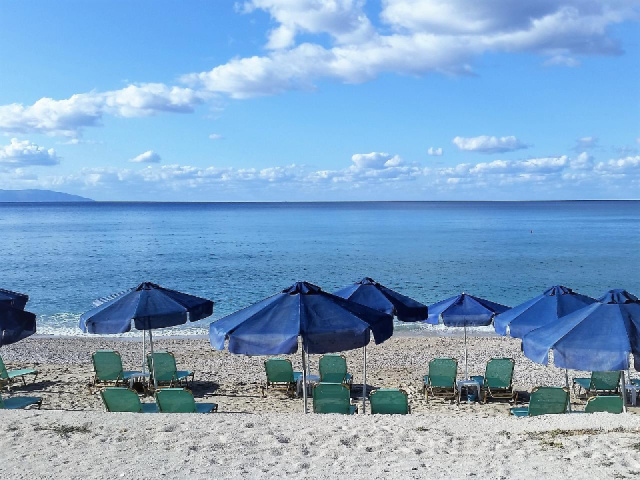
[1,201,638,336]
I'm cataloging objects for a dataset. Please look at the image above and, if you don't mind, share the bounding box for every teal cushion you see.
[195,403,217,413]
[509,407,529,417]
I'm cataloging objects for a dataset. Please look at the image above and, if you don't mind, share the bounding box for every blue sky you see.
[0,0,639,201]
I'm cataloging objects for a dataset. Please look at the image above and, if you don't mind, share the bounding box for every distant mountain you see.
[0,189,94,202]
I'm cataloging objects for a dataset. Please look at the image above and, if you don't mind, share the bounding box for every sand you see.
[1,334,639,479]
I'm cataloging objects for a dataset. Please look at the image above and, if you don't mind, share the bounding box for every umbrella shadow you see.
[191,381,220,397]
[350,383,376,398]
[5,379,55,393]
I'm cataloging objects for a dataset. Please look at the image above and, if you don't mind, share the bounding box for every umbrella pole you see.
[142,330,146,375]
[565,369,572,413]
[464,324,468,380]
[621,370,627,413]
[362,344,367,414]
[149,329,157,391]
[301,344,308,414]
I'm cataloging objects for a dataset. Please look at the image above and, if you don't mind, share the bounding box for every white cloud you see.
[0,138,59,167]
[595,155,640,175]
[543,54,580,67]
[130,150,161,164]
[209,133,223,140]
[452,135,528,153]
[574,136,598,150]
[571,152,594,170]
[427,147,443,156]
[0,83,205,137]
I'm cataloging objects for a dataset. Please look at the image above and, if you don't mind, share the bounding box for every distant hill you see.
[0,189,94,202]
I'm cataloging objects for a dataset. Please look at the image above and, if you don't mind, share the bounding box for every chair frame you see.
[477,358,518,404]
[0,355,38,391]
[423,358,458,403]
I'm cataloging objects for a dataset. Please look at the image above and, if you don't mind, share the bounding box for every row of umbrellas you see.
[2,279,639,412]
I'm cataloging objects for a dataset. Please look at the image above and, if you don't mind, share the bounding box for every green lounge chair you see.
[147,352,194,388]
[369,389,410,414]
[91,350,143,387]
[100,387,158,413]
[156,388,217,413]
[319,354,353,386]
[0,355,38,390]
[509,387,569,417]
[584,395,623,414]
[264,358,302,396]
[312,382,357,414]
[0,393,42,410]
[572,371,621,398]
[423,358,458,402]
[471,358,517,404]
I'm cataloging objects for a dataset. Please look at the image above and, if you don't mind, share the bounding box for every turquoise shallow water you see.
[1,201,638,335]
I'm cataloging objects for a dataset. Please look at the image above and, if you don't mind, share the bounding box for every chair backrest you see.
[428,358,458,388]
[369,389,409,414]
[101,387,143,412]
[319,354,348,383]
[313,383,351,414]
[156,388,197,413]
[0,355,8,380]
[484,358,515,389]
[585,395,623,414]
[92,350,124,381]
[264,359,295,383]
[147,352,178,382]
[528,387,569,416]
[590,371,621,391]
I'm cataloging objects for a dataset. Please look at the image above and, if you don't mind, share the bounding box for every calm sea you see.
[1,201,638,336]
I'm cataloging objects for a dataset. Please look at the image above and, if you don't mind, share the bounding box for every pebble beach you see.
[1,333,639,479]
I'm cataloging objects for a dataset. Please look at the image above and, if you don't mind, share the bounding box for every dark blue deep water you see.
[1,201,638,335]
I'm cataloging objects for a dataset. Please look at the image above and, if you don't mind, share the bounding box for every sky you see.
[0,0,639,201]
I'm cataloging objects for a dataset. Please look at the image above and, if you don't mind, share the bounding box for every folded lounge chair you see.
[156,388,217,413]
[0,393,42,410]
[369,389,410,414]
[147,352,194,388]
[91,350,143,387]
[319,354,353,386]
[264,358,302,396]
[509,387,569,417]
[100,387,158,413]
[312,382,357,414]
[584,395,623,414]
[423,358,458,402]
[572,371,621,398]
[471,358,517,404]
[0,355,38,390]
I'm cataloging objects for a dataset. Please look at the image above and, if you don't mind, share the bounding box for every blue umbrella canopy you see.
[522,289,640,371]
[79,282,214,334]
[0,288,29,310]
[494,285,596,338]
[209,281,394,355]
[334,277,428,322]
[0,303,37,346]
[426,293,510,326]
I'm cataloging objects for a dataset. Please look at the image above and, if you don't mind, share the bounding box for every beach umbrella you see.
[494,285,596,338]
[522,289,640,412]
[426,293,510,379]
[79,282,214,388]
[0,288,29,310]
[0,303,37,346]
[209,281,394,413]
[334,277,429,322]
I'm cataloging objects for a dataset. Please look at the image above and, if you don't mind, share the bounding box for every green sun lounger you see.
[509,386,569,417]
[147,352,194,388]
[584,395,623,414]
[572,371,621,398]
[319,354,353,386]
[0,393,42,410]
[264,358,302,396]
[471,358,517,403]
[156,388,217,413]
[369,389,410,414]
[312,382,357,414]
[0,355,38,390]
[423,358,458,402]
[92,350,143,387]
[101,387,158,413]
